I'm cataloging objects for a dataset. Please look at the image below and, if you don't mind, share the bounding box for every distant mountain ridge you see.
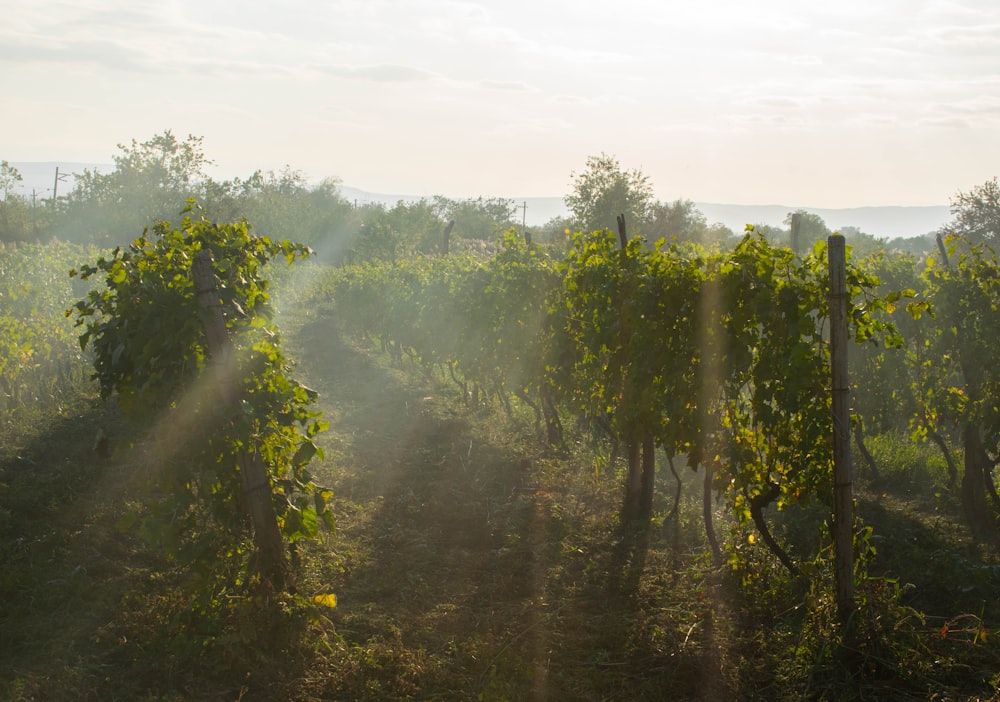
[696,202,951,240]
[11,163,951,240]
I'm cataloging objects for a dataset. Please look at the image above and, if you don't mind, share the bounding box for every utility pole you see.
[521,201,530,244]
[52,166,69,205]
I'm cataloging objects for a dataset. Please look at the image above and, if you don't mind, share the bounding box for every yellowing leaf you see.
[747,534,756,545]
[313,593,338,608]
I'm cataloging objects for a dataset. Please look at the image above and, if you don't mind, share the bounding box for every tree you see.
[111,131,211,192]
[0,161,23,200]
[887,233,936,259]
[646,199,706,242]
[565,154,653,236]
[839,226,888,259]
[785,210,830,254]
[58,131,212,244]
[0,162,34,242]
[0,196,33,243]
[944,176,1000,245]
[646,199,733,247]
[433,196,517,242]
[202,169,358,261]
[388,199,446,254]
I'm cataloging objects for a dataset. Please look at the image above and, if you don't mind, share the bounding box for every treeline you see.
[0,133,524,259]
[0,134,945,260]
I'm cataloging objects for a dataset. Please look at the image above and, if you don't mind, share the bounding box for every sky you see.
[3,0,1000,208]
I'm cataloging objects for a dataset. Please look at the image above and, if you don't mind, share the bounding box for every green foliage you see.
[786,209,830,252]
[69,204,332,571]
[0,160,22,200]
[434,195,517,241]
[326,230,561,426]
[203,169,359,260]
[324,225,898,574]
[0,195,39,243]
[57,131,212,245]
[565,153,653,236]
[900,240,996,439]
[867,432,952,495]
[0,240,96,415]
[5,232,1000,699]
[946,176,1000,245]
[558,229,703,451]
[646,198,733,248]
[0,162,49,243]
[714,235,833,523]
[850,249,922,435]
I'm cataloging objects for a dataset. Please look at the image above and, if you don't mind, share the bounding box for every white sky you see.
[3,0,1000,206]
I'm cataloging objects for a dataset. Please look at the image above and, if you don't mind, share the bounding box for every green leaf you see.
[300,506,319,539]
[111,262,127,284]
[292,439,319,466]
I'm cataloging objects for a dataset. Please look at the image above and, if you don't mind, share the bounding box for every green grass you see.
[1,308,999,700]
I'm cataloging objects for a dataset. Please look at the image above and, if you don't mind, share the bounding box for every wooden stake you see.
[828,234,855,629]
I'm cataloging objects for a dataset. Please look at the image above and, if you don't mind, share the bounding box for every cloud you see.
[318,63,437,83]
[942,96,1000,116]
[0,35,147,69]
[479,80,532,92]
[918,117,971,128]
[746,97,806,110]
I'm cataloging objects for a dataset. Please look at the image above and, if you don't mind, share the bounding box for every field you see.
[1,252,999,702]
[0,221,1000,702]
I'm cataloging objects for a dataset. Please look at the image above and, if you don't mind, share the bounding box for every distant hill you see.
[10,163,952,239]
[696,203,951,240]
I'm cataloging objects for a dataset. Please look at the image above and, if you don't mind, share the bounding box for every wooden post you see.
[935,231,950,268]
[828,234,855,629]
[192,249,291,592]
[443,220,455,256]
[616,213,628,249]
[790,212,802,255]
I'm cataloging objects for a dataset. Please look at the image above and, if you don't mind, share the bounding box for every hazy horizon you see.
[9,160,951,237]
[4,1,999,210]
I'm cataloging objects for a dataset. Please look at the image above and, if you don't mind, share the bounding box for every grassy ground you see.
[2,306,999,700]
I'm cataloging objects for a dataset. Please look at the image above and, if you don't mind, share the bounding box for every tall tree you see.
[0,160,23,200]
[58,131,211,244]
[565,153,653,236]
[945,176,1000,245]
[0,161,34,242]
[646,199,733,247]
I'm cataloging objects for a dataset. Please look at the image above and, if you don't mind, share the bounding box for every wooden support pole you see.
[828,234,855,629]
[443,220,455,256]
[192,249,291,592]
[790,212,802,255]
